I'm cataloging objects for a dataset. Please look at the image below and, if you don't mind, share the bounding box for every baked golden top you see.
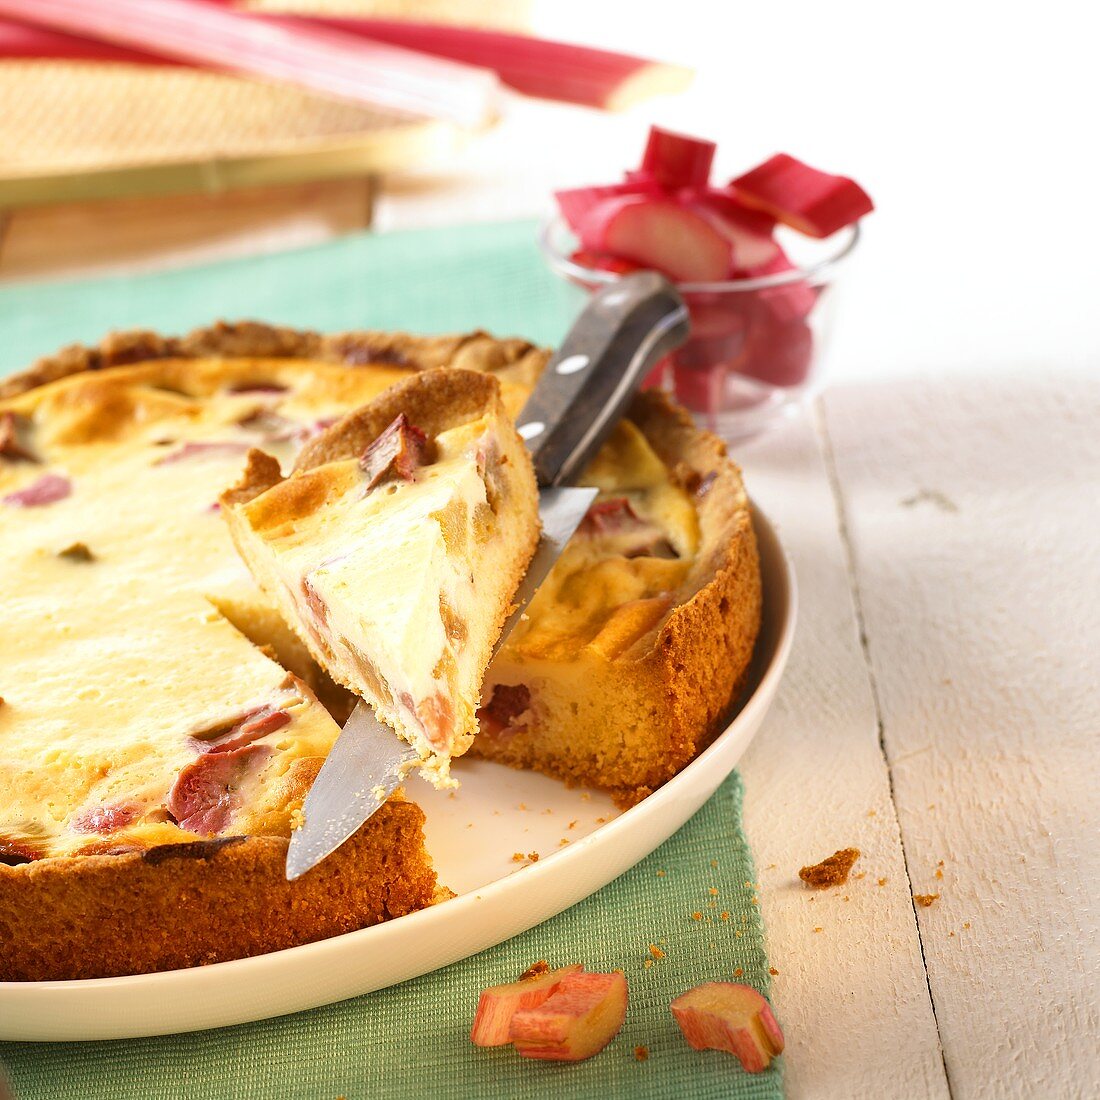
[0,333,701,860]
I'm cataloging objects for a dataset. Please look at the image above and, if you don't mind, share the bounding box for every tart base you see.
[0,798,436,982]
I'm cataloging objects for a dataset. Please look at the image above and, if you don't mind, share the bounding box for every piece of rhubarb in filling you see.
[220,370,540,785]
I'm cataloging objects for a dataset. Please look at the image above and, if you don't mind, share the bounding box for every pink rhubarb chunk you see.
[360,413,429,490]
[509,970,629,1062]
[746,252,817,324]
[2,472,71,507]
[167,744,269,836]
[70,801,143,835]
[741,316,814,388]
[154,440,251,466]
[470,963,584,1046]
[639,125,716,189]
[670,982,785,1072]
[579,497,677,558]
[731,153,873,238]
[554,182,655,234]
[683,188,782,270]
[189,705,292,755]
[476,683,533,742]
[577,196,732,282]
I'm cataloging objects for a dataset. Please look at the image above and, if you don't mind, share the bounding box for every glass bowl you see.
[539,214,860,440]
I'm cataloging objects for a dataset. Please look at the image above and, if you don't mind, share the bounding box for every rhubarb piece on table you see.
[219,370,540,786]
[470,963,585,1046]
[670,982,784,1072]
[509,970,629,1062]
[730,153,873,238]
[638,126,716,189]
[577,196,733,283]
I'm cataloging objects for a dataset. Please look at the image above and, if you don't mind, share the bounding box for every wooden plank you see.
[0,177,374,284]
[822,376,1100,1099]
[737,413,949,1099]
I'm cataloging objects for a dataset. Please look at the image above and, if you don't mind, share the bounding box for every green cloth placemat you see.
[0,222,782,1100]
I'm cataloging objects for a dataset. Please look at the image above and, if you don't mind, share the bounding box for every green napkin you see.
[0,221,782,1099]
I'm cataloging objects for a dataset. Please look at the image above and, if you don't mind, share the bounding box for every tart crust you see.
[0,796,435,982]
[471,389,761,804]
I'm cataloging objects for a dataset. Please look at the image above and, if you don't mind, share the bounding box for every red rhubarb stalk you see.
[554,182,657,234]
[283,16,692,111]
[730,153,873,238]
[0,0,500,128]
[0,10,689,113]
[0,17,175,64]
[638,126,715,189]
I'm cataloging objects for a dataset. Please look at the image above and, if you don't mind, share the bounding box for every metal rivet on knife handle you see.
[516,271,690,489]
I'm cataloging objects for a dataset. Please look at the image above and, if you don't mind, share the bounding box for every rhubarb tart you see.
[0,321,760,979]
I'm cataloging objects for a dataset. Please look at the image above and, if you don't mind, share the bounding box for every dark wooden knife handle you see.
[516,272,689,487]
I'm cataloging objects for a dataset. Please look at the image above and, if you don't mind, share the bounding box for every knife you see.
[286,272,690,880]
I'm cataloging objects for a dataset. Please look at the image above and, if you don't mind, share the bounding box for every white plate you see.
[0,505,795,1042]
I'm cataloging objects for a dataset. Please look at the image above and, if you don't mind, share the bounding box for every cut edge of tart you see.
[219,368,541,785]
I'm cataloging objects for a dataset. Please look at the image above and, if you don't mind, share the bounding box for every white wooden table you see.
[1,3,1096,1094]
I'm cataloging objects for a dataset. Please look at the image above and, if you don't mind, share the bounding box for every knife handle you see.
[516,272,690,488]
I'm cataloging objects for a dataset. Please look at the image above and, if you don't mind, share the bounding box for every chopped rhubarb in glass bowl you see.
[539,212,859,440]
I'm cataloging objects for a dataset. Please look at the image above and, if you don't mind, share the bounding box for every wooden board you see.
[821,377,1100,1099]
[0,178,374,283]
[738,413,950,1099]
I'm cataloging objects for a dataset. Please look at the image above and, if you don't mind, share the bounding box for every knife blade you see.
[286,272,689,880]
[284,485,597,882]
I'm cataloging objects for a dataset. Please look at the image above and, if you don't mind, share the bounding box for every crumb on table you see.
[914,893,940,908]
[634,1045,649,1062]
[799,847,861,888]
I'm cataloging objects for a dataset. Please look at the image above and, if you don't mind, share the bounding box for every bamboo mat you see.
[0,0,529,207]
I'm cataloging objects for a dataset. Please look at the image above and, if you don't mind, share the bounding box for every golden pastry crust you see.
[0,798,435,981]
[0,321,544,401]
[471,388,761,805]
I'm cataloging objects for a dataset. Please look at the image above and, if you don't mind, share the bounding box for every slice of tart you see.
[220,369,540,784]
